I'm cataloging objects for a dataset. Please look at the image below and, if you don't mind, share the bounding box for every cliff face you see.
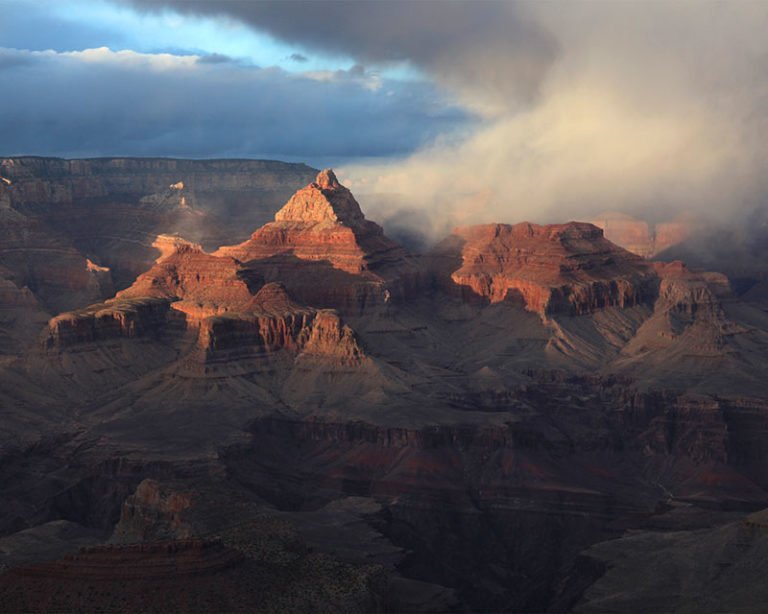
[434,222,657,315]
[195,284,364,367]
[112,479,195,543]
[217,169,391,274]
[0,156,316,301]
[216,170,419,311]
[41,168,754,397]
[222,383,768,611]
[116,236,255,315]
[0,206,112,315]
[0,157,315,208]
[45,297,173,348]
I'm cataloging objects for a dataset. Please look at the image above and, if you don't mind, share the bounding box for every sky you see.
[2,0,768,233]
[0,0,471,165]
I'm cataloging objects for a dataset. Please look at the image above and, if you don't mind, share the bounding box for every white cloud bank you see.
[126,0,768,238]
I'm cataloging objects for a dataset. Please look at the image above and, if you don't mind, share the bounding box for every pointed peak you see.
[315,169,340,190]
[274,169,364,225]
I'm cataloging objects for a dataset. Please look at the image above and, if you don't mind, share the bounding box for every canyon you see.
[1,158,768,612]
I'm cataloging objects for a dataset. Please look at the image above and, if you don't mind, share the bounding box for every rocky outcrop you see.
[45,261,366,368]
[590,211,692,258]
[0,206,113,314]
[196,284,364,367]
[44,297,172,348]
[117,235,254,317]
[653,260,731,319]
[217,169,397,274]
[0,156,316,291]
[434,222,657,315]
[571,510,768,613]
[0,265,50,353]
[215,170,419,311]
[112,479,195,543]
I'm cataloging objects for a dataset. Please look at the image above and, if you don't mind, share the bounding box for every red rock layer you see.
[436,222,657,315]
[116,235,254,318]
[46,262,365,366]
[45,297,172,348]
[0,206,112,313]
[0,156,316,290]
[196,283,364,367]
[216,169,400,274]
[214,170,418,310]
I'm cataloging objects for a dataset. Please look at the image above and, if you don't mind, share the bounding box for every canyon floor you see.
[1,158,768,612]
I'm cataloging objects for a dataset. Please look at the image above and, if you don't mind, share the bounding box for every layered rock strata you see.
[434,222,657,315]
[0,156,316,292]
[216,169,419,311]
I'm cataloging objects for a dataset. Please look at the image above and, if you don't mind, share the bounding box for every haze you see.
[1,1,766,239]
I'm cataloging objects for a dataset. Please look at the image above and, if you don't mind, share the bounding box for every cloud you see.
[125,0,560,113]
[8,0,768,243]
[130,0,768,238]
[0,46,471,161]
[304,64,382,92]
[288,53,308,63]
[339,2,768,239]
[62,46,199,69]
[196,52,234,65]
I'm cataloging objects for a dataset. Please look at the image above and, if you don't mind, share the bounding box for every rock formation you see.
[0,265,49,355]
[195,283,364,367]
[112,479,195,543]
[6,158,768,613]
[45,231,367,373]
[215,169,419,310]
[116,235,255,318]
[0,205,113,316]
[433,221,657,315]
[590,211,693,258]
[45,297,172,348]
[0,156,316,292]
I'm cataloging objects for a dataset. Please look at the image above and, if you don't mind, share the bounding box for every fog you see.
[129,0,768,245]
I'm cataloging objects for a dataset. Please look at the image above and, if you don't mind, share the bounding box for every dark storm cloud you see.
[0,47,471,161]
[127,0,560,112]
[133,0,768,233]
[196,52,234,65]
